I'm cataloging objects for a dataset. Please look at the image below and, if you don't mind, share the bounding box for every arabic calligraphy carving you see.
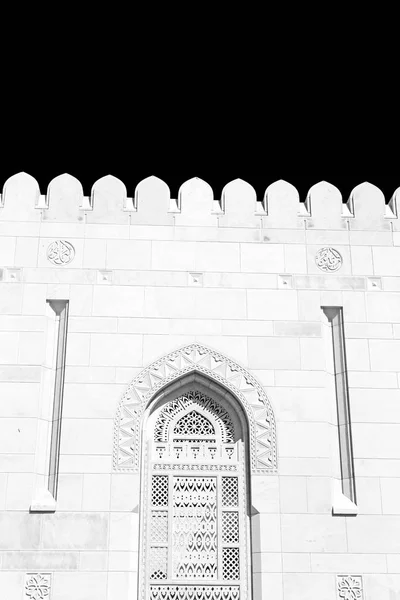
[47,240,75,265]
[315,247,342,272]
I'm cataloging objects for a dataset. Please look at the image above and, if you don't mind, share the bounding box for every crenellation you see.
[220,179,259,227]
[347,181,390,231]
[88,175,131,223]
[0,172,40,221]
[264,180,299,228]
[44,174,86,222]
[305,181,345,230]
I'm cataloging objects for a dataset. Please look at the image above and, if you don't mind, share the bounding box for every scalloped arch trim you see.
[113,344,277,474]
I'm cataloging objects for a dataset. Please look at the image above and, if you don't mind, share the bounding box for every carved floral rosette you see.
[25,573,51,600]
[337,575,363,600]
[113,344,277,474]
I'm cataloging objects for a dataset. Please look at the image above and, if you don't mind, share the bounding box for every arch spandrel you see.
[113,344,277,474]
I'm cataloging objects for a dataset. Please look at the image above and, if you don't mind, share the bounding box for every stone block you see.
[278,422,331,458]
[109,513,139,551]
[90,333,142,367]
[282,573,336,600]
[369,340,400,371]
[299,338,326,370]
[110,474,140,512]
[241,243,285,273]
[355,476,383,514]
[0,512,41,549]
[281,514,347,552]
[273,321,321,337]
[248,337,300,370]
[5,472,34,510]
[69,285,93,316]
[347,516,400,553]
[41,513,109,550]
[351,245,374,275]
[284,244,307,274]
[2,550,79,570]
[352,423,400,458]
[60,418,113,455]
[106,240,151,270]
[0,417,36,454]
[350,388,400,423]
[310,552,387,573]
[82,474,111,511]
[279,476,307,513]
[387,555,400,573]
[345,339,370,371]
[0,572,24,600]
[92,286,145,317]
[252,552,282,573]
[65,366,116,384]
[108,551,138,571]
[257,573,283,600]
[82,239,107,269]
[66,333,91,366]
[367,292,400,322]
[0,283,23,315]
[252,513,281,552]
[57,474,84,511]
[18,331,45,365]
[251,476,279,513]
[142,334,195,366]
[268,387,330,422]
[363,574,400,600]
[0,332,19,363]
[274,370,327,387]
[348,371,398,388]
[79,551,108,570]
[297,290,321,321]
[196,241,241,272]
[372,246,400,275]
[380,478,400,515]
[14,236,39,267]
[247,289,298,320]
[58,455,111,474]
[342,291,367,322]
[151,240,196,271]
[52,571,107,600]
[282,553,311,572]
[63,383,123,418]
[306,477,332,513]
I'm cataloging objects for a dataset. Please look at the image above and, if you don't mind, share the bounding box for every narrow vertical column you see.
[321,307,358,516]
[30,300,69,512]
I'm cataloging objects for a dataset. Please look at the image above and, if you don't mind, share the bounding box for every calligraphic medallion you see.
[315,247,342,272]
[47,240,75,265]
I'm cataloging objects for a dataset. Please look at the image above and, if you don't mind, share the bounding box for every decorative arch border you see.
[113,343,277,474]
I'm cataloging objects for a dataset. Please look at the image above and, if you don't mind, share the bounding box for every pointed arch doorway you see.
[139,373,253,600]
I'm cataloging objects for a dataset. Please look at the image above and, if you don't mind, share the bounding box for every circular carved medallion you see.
[315,247,342,272]
[47,240,75,265]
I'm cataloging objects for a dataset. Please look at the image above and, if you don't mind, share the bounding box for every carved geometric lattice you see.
[172,477,217,579]
[150,586,240,600]
[155,391,234,444]
[174,410,215,438]
[151,475,169,507]
[222,547,240,580]
[113,343,277,474]
[151,512,168,543]
[222,512,239,544]
[222,477,238,507]
[149,547,168,580]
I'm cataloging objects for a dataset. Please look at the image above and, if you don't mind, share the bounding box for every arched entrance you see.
[139,373,252,600]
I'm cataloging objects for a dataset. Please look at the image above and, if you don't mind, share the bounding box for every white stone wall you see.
[0,173,400,599]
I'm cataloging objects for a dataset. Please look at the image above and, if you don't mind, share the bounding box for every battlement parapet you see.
[0,172,399,232]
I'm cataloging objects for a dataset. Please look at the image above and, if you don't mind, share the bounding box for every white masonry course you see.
[0,172,400,599]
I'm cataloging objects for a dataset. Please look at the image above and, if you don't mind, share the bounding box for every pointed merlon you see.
[175,177,217,226]
[44,174,84,222]
[220,179,258,227]
[388,188,400,231]
[306,181,344,229]
[264,180,299,228]
[88,175,129,224]
[0,172,40,221]
[133,176,172,225]
[347,182,386,230]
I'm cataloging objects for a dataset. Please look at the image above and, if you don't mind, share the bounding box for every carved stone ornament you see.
[113,344,277,474]
[315,246,343,272]
[337,575,363,600]
[25,573,51,600]
[47,240,75,265]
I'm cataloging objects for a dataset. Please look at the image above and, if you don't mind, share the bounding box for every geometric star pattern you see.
[113,343,277,474]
